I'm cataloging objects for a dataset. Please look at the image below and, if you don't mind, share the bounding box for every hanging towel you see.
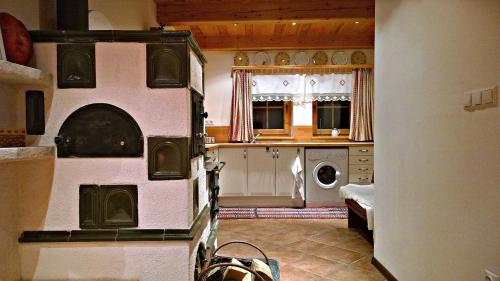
[291,155,304,200]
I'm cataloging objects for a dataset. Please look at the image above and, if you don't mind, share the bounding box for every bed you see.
[339,184,374,244]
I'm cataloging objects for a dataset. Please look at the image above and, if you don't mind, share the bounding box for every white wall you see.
[0,163,22,281]
[374,1,500,280]
[0,0,157,31]
[204,52,234,126]
[88,0,157,30]
[0,0,40,29]
[204,50,374,126]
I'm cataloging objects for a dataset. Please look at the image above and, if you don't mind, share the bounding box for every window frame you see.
[312,100,351,136]
[252,100,293,136]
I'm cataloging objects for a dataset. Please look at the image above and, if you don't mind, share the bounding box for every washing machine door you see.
[312,161,341,190]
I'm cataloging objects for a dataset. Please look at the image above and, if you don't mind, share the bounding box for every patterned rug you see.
[218,207,348,219]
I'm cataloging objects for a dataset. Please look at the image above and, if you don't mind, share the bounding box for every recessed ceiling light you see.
[292,22,297,26]
[234,23,238,27]
[355,21,360,24]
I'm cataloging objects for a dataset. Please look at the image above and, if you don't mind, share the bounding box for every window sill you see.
[255,136,294,141]
[311,136,350,141]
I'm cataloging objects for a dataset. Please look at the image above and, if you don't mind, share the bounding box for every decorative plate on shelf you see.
[233,51,249,66]
[293,51,310,65]
[274,51,290,65]
[351,51,367,64]
[253,51,271,66]
[331,51,349,65]
[312,51,328,65]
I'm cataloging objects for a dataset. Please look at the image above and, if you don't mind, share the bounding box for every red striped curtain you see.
[349,69,374,141]
[229,70,254,142]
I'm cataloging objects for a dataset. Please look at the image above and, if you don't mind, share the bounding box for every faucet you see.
[251,133,261,143]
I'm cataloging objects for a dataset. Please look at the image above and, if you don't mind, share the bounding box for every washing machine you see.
[305,148,348,207]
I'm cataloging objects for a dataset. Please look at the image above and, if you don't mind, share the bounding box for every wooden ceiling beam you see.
[245,24,253,38]
[273,24,286,38]
[193,36,373,51]
[156,0,374,25]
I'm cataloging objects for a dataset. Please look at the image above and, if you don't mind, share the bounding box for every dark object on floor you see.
[198,241,280,281]
[218,207,348,219]
[345,198,373,244]
[0,13,33,65]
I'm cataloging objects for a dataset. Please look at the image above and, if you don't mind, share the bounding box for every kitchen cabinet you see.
[247,147,275,196]
[275,147,304,196]
[348,146,374,184]
[218,146,304,197]
[218,148,247,196]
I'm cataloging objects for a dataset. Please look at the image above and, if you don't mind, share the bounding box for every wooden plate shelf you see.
[232,64,373,75]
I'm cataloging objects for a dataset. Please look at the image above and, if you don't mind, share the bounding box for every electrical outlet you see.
[485,269,499,281]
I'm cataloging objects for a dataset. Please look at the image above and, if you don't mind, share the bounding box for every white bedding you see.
[339,184,375,230]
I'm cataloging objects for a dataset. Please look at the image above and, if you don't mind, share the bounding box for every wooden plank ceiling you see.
[155,0,375,50]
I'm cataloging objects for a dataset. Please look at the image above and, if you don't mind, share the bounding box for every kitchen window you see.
[252,101,292,136]
[313,100,351,136]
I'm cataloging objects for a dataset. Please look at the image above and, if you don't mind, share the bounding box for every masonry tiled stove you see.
[17,30,214,281]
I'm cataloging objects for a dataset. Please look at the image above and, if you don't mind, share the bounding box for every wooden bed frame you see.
[345,199,373,244]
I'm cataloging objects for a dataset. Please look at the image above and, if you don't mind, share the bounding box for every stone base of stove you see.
[19,209,213,281]
[21,242,191,280]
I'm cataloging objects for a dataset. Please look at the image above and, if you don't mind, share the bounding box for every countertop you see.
[205,142,373,150]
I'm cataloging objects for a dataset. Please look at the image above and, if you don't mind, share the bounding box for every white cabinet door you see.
[247,147,276,196]
[218,148,247,196]
[275,147,304,196]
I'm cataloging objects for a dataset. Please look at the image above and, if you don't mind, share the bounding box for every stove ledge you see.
[0,146,55,163]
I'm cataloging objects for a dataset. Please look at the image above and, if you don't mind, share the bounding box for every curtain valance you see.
[252,73,353,102]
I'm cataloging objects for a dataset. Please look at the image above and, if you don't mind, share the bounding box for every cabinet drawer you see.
[349,146,374,156]
[349,173,373,184]
[349,155,374,165]
[349,165,373,174]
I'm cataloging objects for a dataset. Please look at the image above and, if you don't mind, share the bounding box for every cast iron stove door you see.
[191,90,207,158]
[148,137,190,180]
[55,103,144,157]
[80,184,138,229]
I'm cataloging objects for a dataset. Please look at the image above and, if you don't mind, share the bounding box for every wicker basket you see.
[198,241,273,281]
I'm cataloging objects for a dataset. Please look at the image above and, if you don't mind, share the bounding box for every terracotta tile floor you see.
[216,219,385,281]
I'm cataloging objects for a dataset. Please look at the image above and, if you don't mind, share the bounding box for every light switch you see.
[464,86,497,111]
[472,91,482,105]
[482,89,493,104]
